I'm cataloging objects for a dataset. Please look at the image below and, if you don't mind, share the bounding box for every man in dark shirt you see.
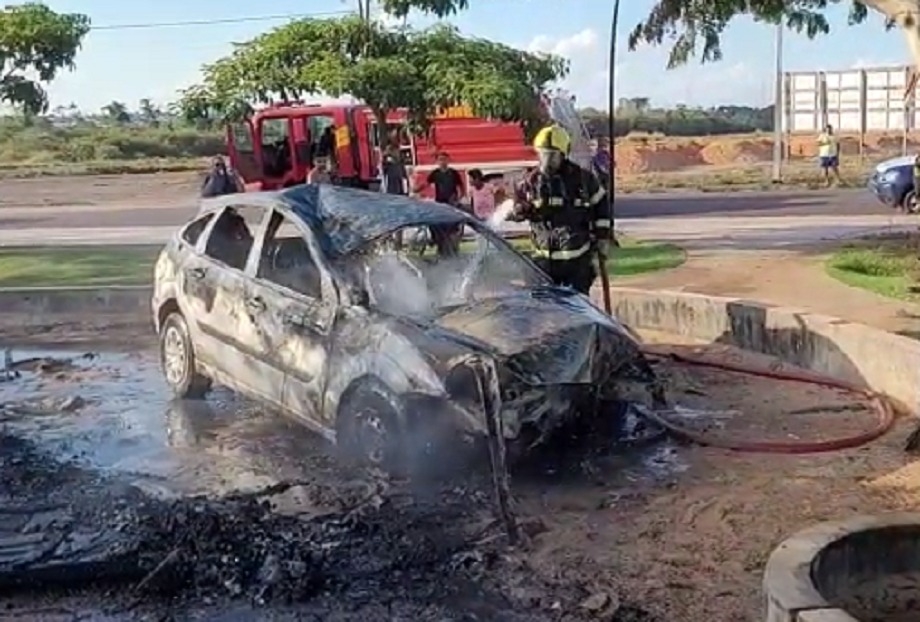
[415,152,465,257]
[382,144,409,195]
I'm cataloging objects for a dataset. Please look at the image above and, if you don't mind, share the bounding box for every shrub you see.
[0,120,225,164]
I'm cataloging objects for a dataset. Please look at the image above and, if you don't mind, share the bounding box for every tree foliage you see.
[0,3,90,115]
[381,0,920,83]
[580,104,774,137]
[378,0,469,17]
[177,15,566,132]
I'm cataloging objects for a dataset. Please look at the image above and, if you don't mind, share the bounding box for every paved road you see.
[0,187,907,249]
[0,188,883,230]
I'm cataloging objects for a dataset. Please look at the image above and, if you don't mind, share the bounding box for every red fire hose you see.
[637,347,897,454]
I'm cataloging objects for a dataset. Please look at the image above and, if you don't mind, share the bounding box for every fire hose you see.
[636,346,897,455]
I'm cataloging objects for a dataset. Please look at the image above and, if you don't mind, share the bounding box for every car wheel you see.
[159,312,211,399]
[336,381,411,475]
[902,190,920,214]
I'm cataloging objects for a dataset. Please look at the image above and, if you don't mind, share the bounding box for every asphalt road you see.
[0,188,886,231]
[1,186,909,249]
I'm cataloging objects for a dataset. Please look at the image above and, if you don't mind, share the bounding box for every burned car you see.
[152,185,658,471]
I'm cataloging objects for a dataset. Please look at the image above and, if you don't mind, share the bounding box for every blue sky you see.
[39,0,909,113]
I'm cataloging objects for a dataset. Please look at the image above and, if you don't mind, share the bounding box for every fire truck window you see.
[308,115,336,162]
[230,123,254,152]
[260,119,290,177]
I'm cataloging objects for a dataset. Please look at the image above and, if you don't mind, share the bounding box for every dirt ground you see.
[0,172,200,208]
[0,130,910,208]
[613,131,914,175]
[3,325,920,621]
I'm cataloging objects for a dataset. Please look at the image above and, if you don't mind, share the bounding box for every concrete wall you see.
[610,287,920,414]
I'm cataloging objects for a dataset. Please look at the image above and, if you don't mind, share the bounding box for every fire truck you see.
[224,102,539,198]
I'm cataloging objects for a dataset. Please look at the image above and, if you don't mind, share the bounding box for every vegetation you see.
[176,14,566,134]
[0,239,682,287]
[0,4,90,115]
[826,235,920,301]
[582,103,774,138]
[389,0,920,85]
[0,246,160,287]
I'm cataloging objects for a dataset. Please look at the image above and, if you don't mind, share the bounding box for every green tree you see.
[138,98,161,126]
[101,101,130,124]
[376,0,920,81]
[0,3,90,115]
[177,15,565,135]
[627,0,918,70]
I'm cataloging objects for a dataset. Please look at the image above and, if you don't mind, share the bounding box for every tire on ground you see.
[159,311,212,399]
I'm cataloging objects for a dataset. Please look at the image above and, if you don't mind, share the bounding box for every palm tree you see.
[138,98,161,127]
[101,101,130,124]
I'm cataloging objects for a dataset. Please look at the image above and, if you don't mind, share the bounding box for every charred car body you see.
[152,185,658,470]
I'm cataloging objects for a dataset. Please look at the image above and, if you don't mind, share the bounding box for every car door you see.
[183,203,282,403]
[247,208,337,432]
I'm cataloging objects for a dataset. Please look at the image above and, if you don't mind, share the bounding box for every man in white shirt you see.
[817,124,841,187]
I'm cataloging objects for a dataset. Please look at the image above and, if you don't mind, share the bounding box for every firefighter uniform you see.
[513,126,612,294]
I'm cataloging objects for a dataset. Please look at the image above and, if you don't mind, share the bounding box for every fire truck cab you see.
[225,102,538,198]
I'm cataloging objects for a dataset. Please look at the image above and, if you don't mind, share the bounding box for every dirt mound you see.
[614,141,705,174]
[699,138,772,165]
[614,136,777,173]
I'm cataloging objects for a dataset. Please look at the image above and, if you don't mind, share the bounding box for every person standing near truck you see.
[414,151,466,257]
[200,156,244,198]
[382,143,409,195]
[467,169,498,222]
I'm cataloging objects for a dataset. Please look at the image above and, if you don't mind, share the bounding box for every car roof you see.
[198,185,474,256]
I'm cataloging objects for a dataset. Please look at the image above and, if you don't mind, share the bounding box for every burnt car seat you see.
[260,237,322,298]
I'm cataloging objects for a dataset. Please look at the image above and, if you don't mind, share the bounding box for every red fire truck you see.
[225,102,538,198]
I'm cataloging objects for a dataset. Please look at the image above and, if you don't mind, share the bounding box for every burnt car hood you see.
[425,286,644,386]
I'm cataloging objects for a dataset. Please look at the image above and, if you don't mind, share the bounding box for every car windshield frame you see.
[340,219,552,316]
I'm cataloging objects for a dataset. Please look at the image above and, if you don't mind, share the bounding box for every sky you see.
[35,0,912,113]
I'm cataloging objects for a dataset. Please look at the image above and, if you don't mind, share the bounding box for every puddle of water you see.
[0,348,722,500]
[0,348,332,499]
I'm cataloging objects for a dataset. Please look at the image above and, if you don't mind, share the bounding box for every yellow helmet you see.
[533,125,571,155]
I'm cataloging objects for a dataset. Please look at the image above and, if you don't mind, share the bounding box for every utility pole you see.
[607,0,620,236]
[772,22,784,183]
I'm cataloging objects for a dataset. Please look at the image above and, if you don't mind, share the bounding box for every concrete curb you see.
[0,285,152,315]
[762,513,920,621]
[2,283,920,415]
[604,286,920,414]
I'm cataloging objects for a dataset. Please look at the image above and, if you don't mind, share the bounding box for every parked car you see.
[151,185,658,472]
[867,154,919,213]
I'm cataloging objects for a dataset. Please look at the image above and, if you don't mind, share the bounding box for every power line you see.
[90,10,352,32]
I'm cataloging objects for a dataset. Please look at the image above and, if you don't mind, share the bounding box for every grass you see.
[470,236,685,276]
[0,238,684,288]
[0,246,160,287]
[825,235,920,301]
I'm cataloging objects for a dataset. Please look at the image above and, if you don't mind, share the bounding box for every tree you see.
[627,0,920,73]
[0,3,90,115]
[101,101,130,124]
[376,0,920,93]
[138,98,161,126]
[176,15,566,136]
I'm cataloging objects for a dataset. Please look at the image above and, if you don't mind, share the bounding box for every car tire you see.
[902,190,920,214]
[159,312,211,399]
[335,380,413,476]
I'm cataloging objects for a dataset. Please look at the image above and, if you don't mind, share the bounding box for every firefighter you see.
[511,125,612,295]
